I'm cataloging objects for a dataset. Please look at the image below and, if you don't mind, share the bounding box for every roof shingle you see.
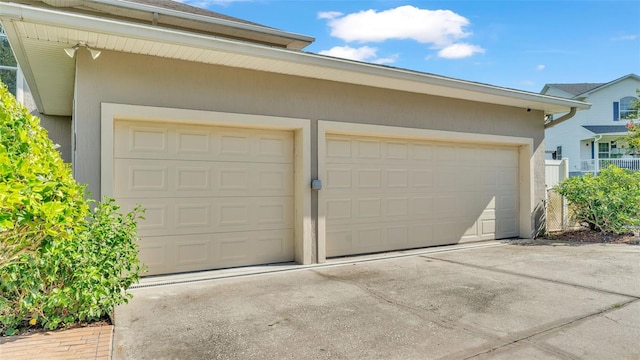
[547,83,605,96]
[582,125,629,134]
[123,0,273,28]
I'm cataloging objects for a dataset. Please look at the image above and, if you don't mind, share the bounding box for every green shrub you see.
[0,200,143,334]
[0,83,143,335]
[0,83,87,267]
[555,165,640,234]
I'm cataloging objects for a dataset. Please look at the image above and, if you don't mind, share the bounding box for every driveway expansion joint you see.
[456,298,639,360]
[421,255,640,299]
[310,269,503,342]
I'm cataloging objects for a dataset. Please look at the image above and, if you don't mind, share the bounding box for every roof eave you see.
[43,0,316,50]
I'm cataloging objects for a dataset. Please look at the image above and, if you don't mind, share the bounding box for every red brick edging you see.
[0,324,113,360]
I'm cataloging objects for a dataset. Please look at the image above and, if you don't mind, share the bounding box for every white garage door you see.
[113,121,295,275]
[324,134,519,258]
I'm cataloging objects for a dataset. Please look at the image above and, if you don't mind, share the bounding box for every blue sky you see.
[180,0,639,93]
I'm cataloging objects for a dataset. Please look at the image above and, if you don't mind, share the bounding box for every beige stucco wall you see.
[37,113,72,162]
[21,77,72,163]
[74,50,546,240]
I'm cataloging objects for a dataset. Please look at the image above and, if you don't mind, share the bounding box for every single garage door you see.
[324,134,518,257]
[113,120,295,275]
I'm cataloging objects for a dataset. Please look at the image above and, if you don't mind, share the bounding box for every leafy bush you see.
[0,83,143,335]
[0,83,87,267]
[556,165,640,234]
[0,200,143,335]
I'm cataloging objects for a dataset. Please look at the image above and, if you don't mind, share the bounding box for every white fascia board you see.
[0,2,590,114]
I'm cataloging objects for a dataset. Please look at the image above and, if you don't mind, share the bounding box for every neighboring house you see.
[0,0,588,276]
[542,74,640,176]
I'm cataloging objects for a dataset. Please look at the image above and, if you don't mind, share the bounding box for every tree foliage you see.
[0,82,143,335]
[556,165,640,234]
[0,23,17,96]
[623,89,640,153]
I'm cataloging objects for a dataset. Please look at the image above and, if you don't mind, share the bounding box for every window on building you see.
[598,142,610,159]
[0,23,18,96]
[556,146,562,159]
[619,96,638,120]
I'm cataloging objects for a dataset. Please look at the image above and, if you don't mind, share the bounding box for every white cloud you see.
[322,5,471,46]
[612,34,638,41]
[318,11,342,20]
[536,64,545,71]
[319,45,379,62]
[437,43,485,59]
[320,5,484,60]
[373,54,399,65]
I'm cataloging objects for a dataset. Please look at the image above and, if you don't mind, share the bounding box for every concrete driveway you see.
[113,241,640,359]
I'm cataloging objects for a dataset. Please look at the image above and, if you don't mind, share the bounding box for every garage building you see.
[0,0,589,275]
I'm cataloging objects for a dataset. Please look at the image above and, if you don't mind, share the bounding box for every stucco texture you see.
[74,50,546,241]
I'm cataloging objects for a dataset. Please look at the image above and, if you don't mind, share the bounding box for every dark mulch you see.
[2,315,112,338]
[542,228,639,245]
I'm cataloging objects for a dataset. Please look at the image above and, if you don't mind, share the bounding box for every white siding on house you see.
[544,76,640,174]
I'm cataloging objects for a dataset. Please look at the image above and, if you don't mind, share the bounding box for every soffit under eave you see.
[5,19,587,117]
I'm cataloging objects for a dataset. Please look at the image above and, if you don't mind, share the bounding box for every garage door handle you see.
[311,179,323,190]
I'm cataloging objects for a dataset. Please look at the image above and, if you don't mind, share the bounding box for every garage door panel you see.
[433,221,469,244]
[386,169,409,188]
[480,219,496,236]
[117,201,168,232]
[114,159,293,198]
[328,136,444,164]
[412,169,434,188]
[326,193,512,225]
[327,220,452,257]
[137,236,172,275]
[117,196,293,237]
[497,193,517,211]
[326,168,439,193]
[325,134,518,257]
[386,142,409,159]
[135,229,294,275]
[115,121,293,164]
[355,169,382,188]
[325,168,352,190]
[215,230,294,268]
[497,215,518,238]
[386,197,409,217]
[434,145,458,161]
[134,225,294,276]
[408,223,434,247]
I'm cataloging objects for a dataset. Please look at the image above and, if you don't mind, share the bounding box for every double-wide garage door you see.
[114,121,295,276]
[324,134,519,257]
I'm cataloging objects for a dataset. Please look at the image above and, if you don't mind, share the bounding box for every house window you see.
[619,96,638,120]
[0,23,18,96]
[556,146,562,159]
[598,142,610,159]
